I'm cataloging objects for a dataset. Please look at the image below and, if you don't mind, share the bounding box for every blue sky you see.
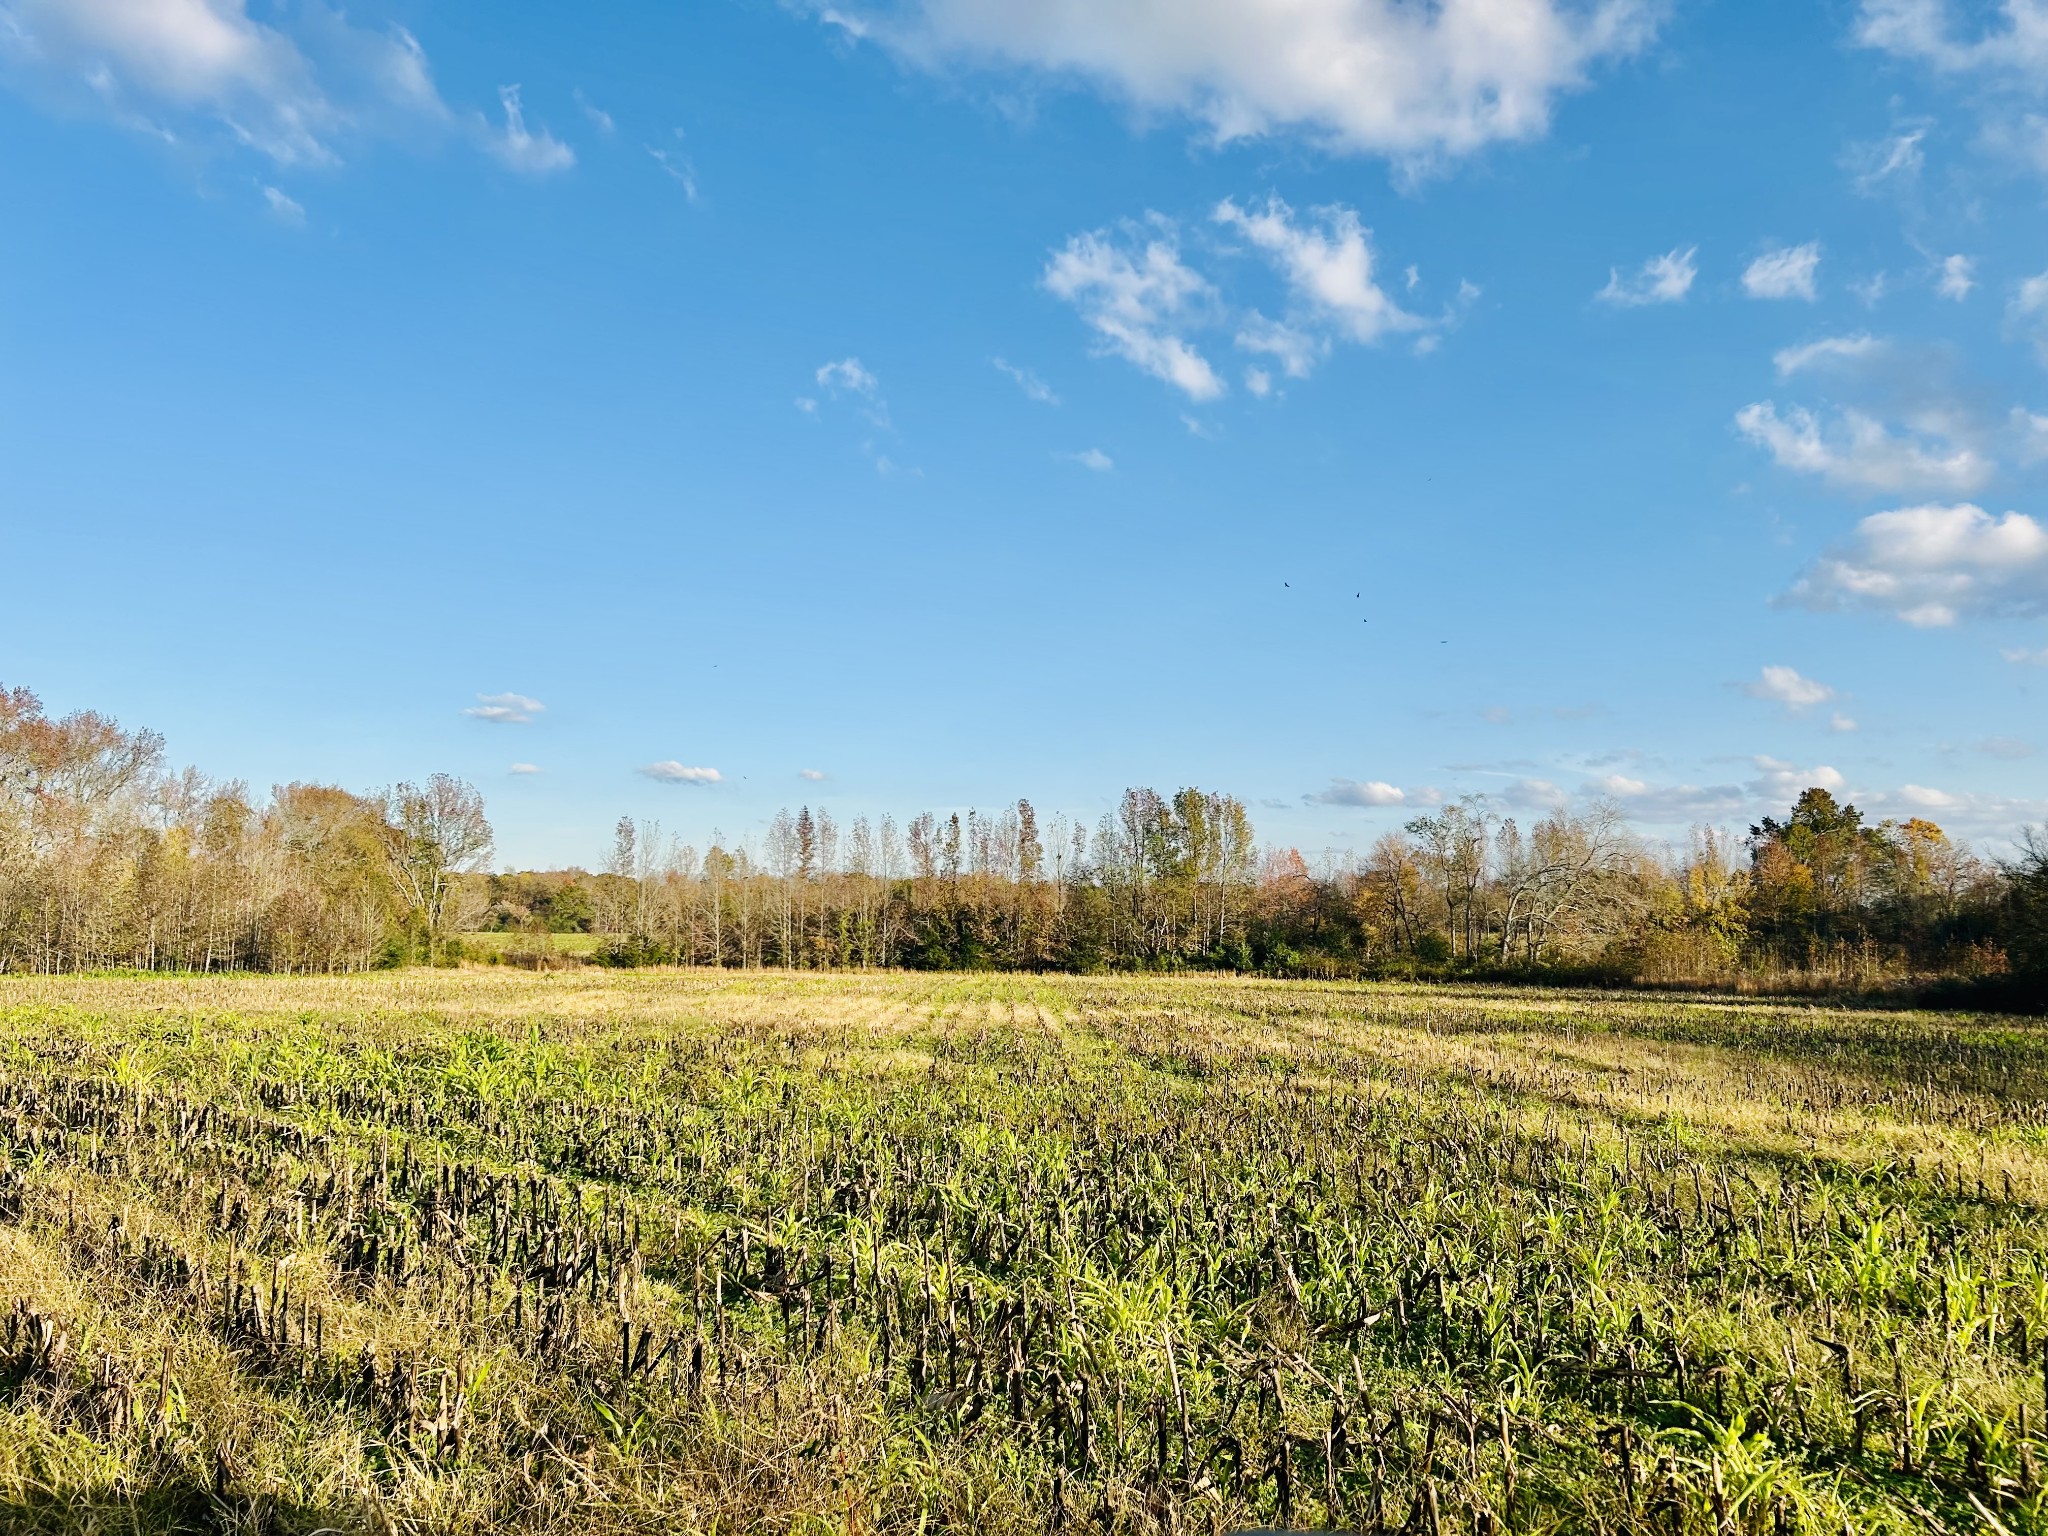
[3,0,2046,867]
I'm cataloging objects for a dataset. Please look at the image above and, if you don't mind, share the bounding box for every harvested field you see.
[1,969,2044,1534]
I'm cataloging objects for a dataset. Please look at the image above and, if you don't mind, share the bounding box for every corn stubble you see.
[0,970,2045,1535]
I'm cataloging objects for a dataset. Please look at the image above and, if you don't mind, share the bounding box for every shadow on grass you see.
[0,1483,365,1535]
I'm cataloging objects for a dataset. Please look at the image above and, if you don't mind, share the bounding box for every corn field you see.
[1,970,2045,1535]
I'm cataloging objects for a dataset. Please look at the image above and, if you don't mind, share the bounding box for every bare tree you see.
[380,775,493,963]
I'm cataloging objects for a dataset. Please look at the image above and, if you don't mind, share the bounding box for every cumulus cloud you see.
[1741,664,1835,711]
[1743,243,1822,301]
[1781,502,2048,626]
[1043,222,1223,400]
[1735,401,1992,494]
[508,762,542,776]
[641,762,722,784]
[464,692,545,724]
[810,0,1662,164]
[1595,246,1696,307]
[1058,447,1115,471]
[1772,334,1883,377]
[1306,778,1407,807]
[1937,253,1976,299]
[799,768,828,781]
[993,357,1059,403]
[487,85,573,174]
[1749,755,1846,800]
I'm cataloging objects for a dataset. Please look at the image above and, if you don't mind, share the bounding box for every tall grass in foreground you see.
[0,969,2045,1534]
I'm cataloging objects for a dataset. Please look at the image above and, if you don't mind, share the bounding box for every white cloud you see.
[2006,645,2048,665]
[0,0,455,166]
[1937,253,1976,299]
[1831,712,1859,733]
[1772,333,1882,377]
[799,768,828,781]
[641,762,722,784]
[648,144,699,199]
[2013,408,2048,462]
[1847,128,1925,192]
[814,356,892,428]
[1504,777,1571,810]
[1741,664,1835,710]
[993,357,1059,403]
[1306,778,1406,807]
[575,89,614,133]
[1749,755,1846,800]
[1213,195,1423,352]
[2010,269,2048,361]
[1592,773,1647,796]
[1743,243,1822,301]
[463,691,545,724]
[261,184,304,224]
[508,762,542,776]
[1735,401,1992,494]
[1234,312,1322,378]
[1595,246,1697,307]
[1244,366,1273,397]
[1782,502,2048,626]
[816,0,1662,163]
[487,85,573,175]
[1058,447,1115,471]
[1855,0,2048,75]
[1043,222,1223,400]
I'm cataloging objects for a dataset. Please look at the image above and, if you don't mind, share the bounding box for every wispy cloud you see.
[1735,401,1991,494]
[1213,195,1426,370]
[1057,447,1115,472]
[1937,253,1975,299]
[574,88,614,134]
[487,85,573,175]
[641,761,722,784]
[1772,334,1882,377]
[1043,220,1223,401]
[1596,246,1697,307]
[508,762,542,776]
[1743,243,1822,301]
[799,768,828,781]
[261,184,305,225]
[464,692,545,724]
[993,357,1059,404]
[0,0,455,167]
[647,129,698,199]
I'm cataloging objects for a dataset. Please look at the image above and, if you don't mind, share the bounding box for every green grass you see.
[0,969,2044,1534]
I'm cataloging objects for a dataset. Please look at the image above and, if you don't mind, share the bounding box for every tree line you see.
[5,683,2044,1001]
[490,788,2040,1001]
[0,685,490,972]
